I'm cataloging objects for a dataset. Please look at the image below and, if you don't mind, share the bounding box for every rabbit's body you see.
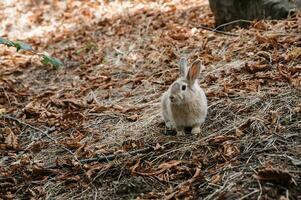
[161,58,207,135]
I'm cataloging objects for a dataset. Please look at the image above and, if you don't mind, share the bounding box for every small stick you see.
[45,146,154,169]
[257,179,262,200]
[197,25,239,37]
[238,190,259,200]
[214,19,252,30]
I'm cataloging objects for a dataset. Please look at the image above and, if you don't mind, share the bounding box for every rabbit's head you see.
[169,57,202,105]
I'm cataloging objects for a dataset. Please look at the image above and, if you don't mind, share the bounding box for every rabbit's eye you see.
[181,85,186,91]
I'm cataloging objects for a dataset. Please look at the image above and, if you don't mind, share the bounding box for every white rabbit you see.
[161,57,207,135]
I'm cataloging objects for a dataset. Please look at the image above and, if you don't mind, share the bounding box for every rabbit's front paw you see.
[176,129,185,136]
[191,126,200,135]
[165,121,173,130]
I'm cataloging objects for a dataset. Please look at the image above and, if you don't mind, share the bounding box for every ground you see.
[0,0,301,199]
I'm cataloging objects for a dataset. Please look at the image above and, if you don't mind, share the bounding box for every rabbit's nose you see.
[169,96,175,101]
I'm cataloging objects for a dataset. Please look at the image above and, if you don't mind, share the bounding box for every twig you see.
[238,190,259,200]
[197,25,239,37]
[214,19,252,30]
[45,146,154,169]
[203,181,235,200]
[1,87,11,106]
[3,115,74,156]
[257,179,262,200]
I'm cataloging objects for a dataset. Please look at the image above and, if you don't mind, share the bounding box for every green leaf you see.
[41,54,63,69]
[0,37,62,69]
[12,42,21,51]
[12,41,33,51]
[0,38,32,51]
[0,37,14,47]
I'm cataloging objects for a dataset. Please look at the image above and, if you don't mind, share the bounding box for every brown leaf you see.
[209,135,236,143]
[94,148,109,155]
[235,129,244,138]
[169,32,188,41]
[61,140,82,149]
[210,174,221,184]
[85,164,112,179]
[127,113,139,121]
[154,143,164,150]
[256,33,279,46]
[270,111,280,124]
[75,142,91,157]
[158,160,182,170]
[3,192,14,200]
[23,101,43,117]
[290,76,301,88]
[244,62,270,73]
[32,165,56,178]
[131,160,182,176]
[30,141,47,153]
[222,141,240,159]
[253,167,293,186]
[164,167,201,200]
[66,175,81,183]
[288,65,301,74]
[288,47,301,60]
[130,158,141,175]
[56,173,81,182]
[243,80,261,92]
[3,127,19,150]
[253,21,267,30]
[62,99,86,108]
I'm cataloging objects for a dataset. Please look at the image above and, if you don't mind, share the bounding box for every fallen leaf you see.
[288,47,301,60]
[127,113,139,121]
[290,76,301,88]
[253,167,293,186]
[244,62,270,73]
[210,174,221,184]
[253,21,267,30]
[158,160,182,170]
[4,127,19,149]
[270,111,280,124]
[85,164,112,179]
[131,160,182,176]
[235,129,244,137]
[3,192,15,200]
[222,141,240,158]
[209,135,236,143]
[154,143,164,150]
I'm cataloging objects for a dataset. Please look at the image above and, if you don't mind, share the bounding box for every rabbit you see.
[161,57,207,136]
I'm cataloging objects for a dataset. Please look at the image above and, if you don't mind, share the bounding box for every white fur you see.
[161,58,207,135]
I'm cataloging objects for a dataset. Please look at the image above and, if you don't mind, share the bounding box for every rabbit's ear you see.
[187,60,202,83]
[179,57,188,77]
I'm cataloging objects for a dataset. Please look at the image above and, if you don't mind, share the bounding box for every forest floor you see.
[0,0,301,199]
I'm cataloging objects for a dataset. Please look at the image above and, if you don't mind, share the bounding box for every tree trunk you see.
[209,0,301,29]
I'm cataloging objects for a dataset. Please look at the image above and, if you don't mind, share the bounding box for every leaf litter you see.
[0,0,301,199]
